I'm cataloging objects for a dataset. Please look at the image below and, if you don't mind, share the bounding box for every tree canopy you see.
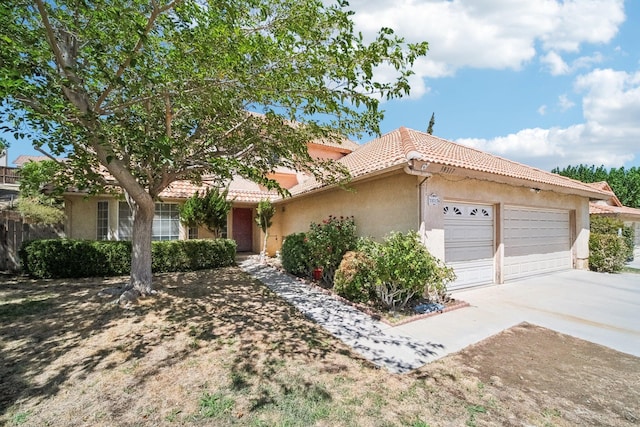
[0,0,428,295]
[552,164,640,208]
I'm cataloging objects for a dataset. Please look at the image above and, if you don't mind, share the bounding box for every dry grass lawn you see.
[1,267,638,426]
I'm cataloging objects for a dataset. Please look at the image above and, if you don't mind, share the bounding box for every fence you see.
[0,166,19,185]
[0,211,65,272]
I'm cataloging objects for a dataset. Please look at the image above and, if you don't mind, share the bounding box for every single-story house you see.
[588,181,640,257]
[63,127,613,290]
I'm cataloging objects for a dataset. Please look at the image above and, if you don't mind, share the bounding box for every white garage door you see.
[504,207,571,281]
[444,203,495,290]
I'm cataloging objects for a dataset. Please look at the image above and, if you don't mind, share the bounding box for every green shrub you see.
[19,238,236,279]
[375,231,455,311]
[334,250,378,303]
[590,216,634,267]
[621,226,635,261]
[281,232,310,278]
[152,239,236,272]
[589,233,627,273]
[306,215,357,286]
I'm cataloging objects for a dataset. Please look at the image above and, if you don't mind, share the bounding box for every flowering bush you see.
[306,215,357,286]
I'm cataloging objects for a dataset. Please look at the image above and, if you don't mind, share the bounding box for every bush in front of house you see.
[281,232,310,278]
[589,233,627,273]
[589,216,633,271]
[19,238,236,279]
[19,239,131,278]
[334,249,379,303]
[333,233,455,310]
[374,231,456,311]
[306,215,357,286]
[151,239,236,272]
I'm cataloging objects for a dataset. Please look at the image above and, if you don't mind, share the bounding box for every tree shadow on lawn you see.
[0,267,357,416]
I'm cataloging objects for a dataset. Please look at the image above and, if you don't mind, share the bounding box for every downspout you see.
[404,162,432,245]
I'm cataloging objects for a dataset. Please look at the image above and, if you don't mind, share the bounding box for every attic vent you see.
[440,166,456,174]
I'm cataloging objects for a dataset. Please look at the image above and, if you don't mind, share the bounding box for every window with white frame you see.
[97,201,109,240]
[118,202,133,240]
[188,226,198,239]
[118,201,180,241]
[153,203,180,240]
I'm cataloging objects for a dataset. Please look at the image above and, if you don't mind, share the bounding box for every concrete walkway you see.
[239,257,445,373]
[239,257,640,374]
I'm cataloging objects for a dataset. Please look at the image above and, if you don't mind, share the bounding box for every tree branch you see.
[34,146,63,164]
[34,0,66,76]
[94,0,180,114]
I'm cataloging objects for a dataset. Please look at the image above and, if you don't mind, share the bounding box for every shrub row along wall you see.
[19,238,237,279]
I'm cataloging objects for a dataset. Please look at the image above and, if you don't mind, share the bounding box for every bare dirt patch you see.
[1,268,638,426]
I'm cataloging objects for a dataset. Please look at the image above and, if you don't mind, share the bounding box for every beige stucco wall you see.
[419,175,591,274]
[65,195,109,240]
[65,195,189,241]
[274,171,420,247]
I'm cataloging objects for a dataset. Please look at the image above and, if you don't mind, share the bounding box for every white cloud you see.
[541,51,604,76]
[347,0,625,80]
[455,69,640,169]
[541,51,570,75]
[558,94,575,112]
[538,105,547,116]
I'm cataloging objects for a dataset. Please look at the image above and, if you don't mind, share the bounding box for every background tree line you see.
[552,165,640,208]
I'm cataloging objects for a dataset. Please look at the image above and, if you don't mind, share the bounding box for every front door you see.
[232,208,253,252]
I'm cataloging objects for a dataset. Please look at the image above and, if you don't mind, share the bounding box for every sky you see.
[3,0,639,172]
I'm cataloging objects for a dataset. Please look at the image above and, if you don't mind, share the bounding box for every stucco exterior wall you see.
[275,171,420,245]
[65,195,188,241]
[65,195,104,240]
[419,175,591,272]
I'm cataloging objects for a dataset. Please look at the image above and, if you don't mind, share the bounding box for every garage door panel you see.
[444,202,495,289]
[504,207,571,281]
[447,259,494,289]
[446,241,494,262]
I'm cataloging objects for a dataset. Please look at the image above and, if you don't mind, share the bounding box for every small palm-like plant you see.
[255,200,275,262]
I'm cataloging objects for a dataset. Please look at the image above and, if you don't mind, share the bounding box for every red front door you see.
[232,208,253,252]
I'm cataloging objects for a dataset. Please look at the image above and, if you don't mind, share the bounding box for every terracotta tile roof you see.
[159,175,278,203]
[309,137,360,153]
[589,202,640,218]
[13,155,64,166]
[585,181,623,206]
[587,182,640,218]
[289,127,613,199]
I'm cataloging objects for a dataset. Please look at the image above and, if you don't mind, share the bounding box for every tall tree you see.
[0,0,428,296]
[552,164,640,208]
[426,112,435,135]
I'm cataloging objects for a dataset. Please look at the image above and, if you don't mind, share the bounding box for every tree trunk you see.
[128,193,155,295]
[261,230,268,262]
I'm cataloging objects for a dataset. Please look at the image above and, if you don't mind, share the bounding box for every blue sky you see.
[354,0,640,171]
[3,0,639,172]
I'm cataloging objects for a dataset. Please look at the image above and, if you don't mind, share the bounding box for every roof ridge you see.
[401,127,609,195]
[399,126,421,160]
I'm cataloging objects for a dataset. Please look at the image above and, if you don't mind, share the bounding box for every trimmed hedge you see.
[19,238,237,279]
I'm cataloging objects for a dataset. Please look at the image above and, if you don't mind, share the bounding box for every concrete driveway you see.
[393,269,640,359]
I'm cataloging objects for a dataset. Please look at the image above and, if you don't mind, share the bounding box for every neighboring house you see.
[588,181,640,257]
[63,127,612,290]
